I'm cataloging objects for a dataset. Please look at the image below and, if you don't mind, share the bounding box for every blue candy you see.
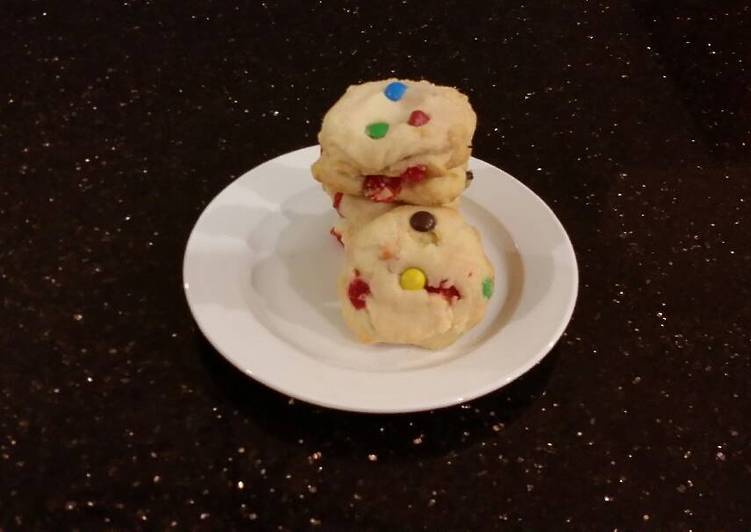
[384,81,407,101]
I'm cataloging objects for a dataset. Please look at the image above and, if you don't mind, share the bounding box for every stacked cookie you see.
[312,79,495,349]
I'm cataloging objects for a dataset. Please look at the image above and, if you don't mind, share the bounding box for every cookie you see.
[338,206,495,349]
[312,79,476,206]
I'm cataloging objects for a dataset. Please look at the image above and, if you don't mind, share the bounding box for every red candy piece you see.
[330,227,344,247]
[426,281,461,303]
[408,110,430,127]
[348,276,370,309]
[362,175,401,202]
[333,192,343,215]
[400,165,427,184]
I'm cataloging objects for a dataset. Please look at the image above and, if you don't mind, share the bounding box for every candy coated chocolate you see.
[384,81,407,101]
[408,109,430,126]
[365,122,389,139]
[400,268,426,290]
[409,210,436,232]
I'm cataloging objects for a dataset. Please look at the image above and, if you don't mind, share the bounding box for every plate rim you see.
[183,146,578,414]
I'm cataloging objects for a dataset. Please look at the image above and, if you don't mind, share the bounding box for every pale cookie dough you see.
[326,187,460,247]
[338,206,495,349]
[312,79,476,206]
[328,189,397,247]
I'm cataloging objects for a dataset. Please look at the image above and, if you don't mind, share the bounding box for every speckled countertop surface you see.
[2,1,750,530]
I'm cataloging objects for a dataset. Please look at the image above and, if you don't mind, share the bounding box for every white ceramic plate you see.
[183,146,578,413]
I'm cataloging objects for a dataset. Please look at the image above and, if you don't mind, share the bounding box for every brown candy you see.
[409,211,436,232]
[465,170,474,187]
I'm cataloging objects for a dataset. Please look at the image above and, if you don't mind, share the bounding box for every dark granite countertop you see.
[2,1,750,529]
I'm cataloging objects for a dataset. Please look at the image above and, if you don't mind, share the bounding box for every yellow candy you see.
[400,268,426,290]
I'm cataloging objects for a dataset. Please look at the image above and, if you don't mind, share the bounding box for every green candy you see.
[482,277,494,299]
[365,122,389,139]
